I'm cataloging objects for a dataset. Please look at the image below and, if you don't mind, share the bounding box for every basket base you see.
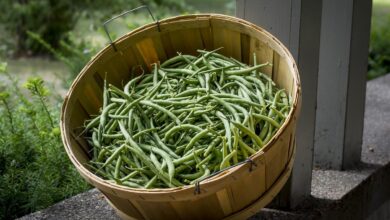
[108,146,295,220]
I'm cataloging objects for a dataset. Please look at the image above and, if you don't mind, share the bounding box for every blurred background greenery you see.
[369,0,390,79]
[0,0,388,219]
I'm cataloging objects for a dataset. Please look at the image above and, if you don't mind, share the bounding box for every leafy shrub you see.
[0,63,91,220]
[27,31,97,85]
[0,0,186,56]
[0,0,79,55]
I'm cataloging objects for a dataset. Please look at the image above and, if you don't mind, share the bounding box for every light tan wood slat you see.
[101,192,145,220]
[240,33,251,64]
[69,99,89,133]
[151,35,167,63]
[249,38,274,75]
[169,29,204,56]
[68,135,89,165]
[135,38,160,71]
[264,136,285,189]
[133,200,181,220]
[108,54,132,88]
[271,52,280,81]
[78,81,101,116]
[160,32,176,59]
[274,57,293,94]
[200,26,214,50]
[216,189,233,216]
[171,195,225,220]
[212,27,242,60]
[229,156,266,212]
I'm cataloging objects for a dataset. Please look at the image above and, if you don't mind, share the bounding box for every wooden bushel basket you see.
[61,14,301,220]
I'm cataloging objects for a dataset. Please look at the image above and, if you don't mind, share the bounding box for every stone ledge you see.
[20,74,390,220]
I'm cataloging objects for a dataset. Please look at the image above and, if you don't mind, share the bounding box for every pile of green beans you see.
[84,49,291,189]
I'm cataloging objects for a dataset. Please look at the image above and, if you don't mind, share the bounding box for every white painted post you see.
[343,0,372,169]
[314,0,372,169]
[236,0,322,207]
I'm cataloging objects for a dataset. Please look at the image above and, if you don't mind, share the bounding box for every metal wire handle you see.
[103,5,159,51]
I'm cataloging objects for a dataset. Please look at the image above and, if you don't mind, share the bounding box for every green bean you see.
[150,152,162,170]
[125,144,182,187]
[163,124,203,141]
[232,127,239,164]
[120,170,139,182]
[220,150,237,170]
[231,121,263,149]
[216,111,232,151]
[133,128,158,139]
[101,144,126,169]
[238,138,257,154]
[83,116,100,134]
[253,114,281,128]
[210,95,240,122]
[114,156,123,179]
[149,99,197,106]
[190,166,210,184]
[149,120,180,159]
[204,136,221,157]
[102,133,124,139]
[183,128,214,153]
[139,100,180,125]
[99,103,117,130]
[161,54,196,68]
[124,74,144,95]
[225,63,269,75]
[173,149,204,166]
[145,175,158,189]
[141,143,176,182]
[121,181,143,188]
[180,169,204,180]
[196,153,213,168]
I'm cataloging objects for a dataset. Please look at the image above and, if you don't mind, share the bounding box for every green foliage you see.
[368,14,390,80]
[0,0,186,56]
[27,31,97,85]
[0,63,91,220]
[0,0,79,55]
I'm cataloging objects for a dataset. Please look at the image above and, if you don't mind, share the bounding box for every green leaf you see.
[0,62,7,73]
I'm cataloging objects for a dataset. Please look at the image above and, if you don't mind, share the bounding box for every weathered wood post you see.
[314,0,372,170]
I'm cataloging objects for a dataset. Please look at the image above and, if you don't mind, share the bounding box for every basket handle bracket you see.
[103,5,160,51]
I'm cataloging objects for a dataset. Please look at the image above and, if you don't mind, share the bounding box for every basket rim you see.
[60,13,301,197]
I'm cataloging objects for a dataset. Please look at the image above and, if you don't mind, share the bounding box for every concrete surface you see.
[18,189,119,220]
[19,74,390,220]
